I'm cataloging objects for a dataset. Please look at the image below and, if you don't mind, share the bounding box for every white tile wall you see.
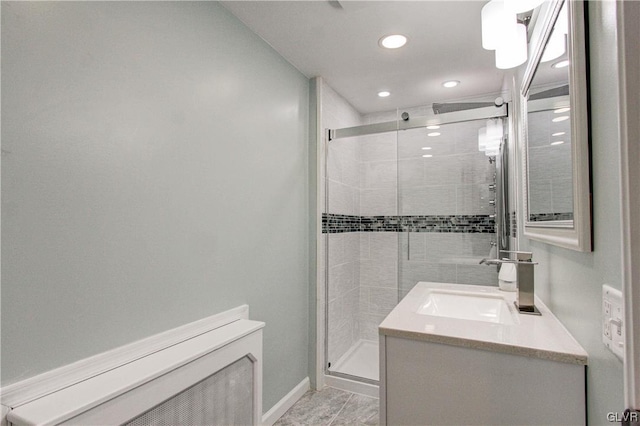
[360,160,397,189]
[398,158,426,185]
[551,177,573,213]
[360,259,398,289]
[456,184,493,215]
[407,232,427,261]
[397,121,496,217]
[529,179,553,215]
[456,264,500,286]
[399,261,457,294]
[358,129,397,219]
[360,188,397,216]
[459,232,498,258]
[398,232,498,293]
[359,312,388,341]
[368,232,398,260]
[358,232,399,340]
[359,232,370,260]
[527,109,573,215]
[399,185,458,215]
[368,287,398,316]
[327,180,358,215]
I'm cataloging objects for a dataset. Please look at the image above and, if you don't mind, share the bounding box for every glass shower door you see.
[397,118,500,298]
[325,108,506,385]
[325,124,399,384]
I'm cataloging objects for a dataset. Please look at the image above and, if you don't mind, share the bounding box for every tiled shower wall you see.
[321,82,500,369]
[527,109,573,218]
[357,113,399,343]
[396,117,500,299]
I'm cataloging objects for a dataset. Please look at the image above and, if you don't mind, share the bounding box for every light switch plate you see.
[602,284,624,361]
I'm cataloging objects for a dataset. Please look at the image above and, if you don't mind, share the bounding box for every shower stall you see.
[322,102,510,385]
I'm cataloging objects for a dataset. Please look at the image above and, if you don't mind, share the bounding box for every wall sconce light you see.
[481,0,541,69]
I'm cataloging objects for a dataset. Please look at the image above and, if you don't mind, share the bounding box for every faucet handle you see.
[500,250,533,261]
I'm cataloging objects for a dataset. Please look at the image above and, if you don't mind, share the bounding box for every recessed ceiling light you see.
[442,80,460,88]
[427,132,441,137]
[552,116,570,122]
[552,60,570,68]
[379,34,407,49]
[552,132,566,136]
[378,91,391,98]
[421,147,432,150]
[551,141,565,145]
[426,125,440,130]
[422,154,433,158]
[554,107,570,113]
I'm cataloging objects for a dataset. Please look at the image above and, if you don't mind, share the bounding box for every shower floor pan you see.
[331,339,379,382]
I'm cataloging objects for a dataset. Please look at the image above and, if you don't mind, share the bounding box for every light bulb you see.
[495,23,527,69]
[380,35,407,49]
[482,0,517,51]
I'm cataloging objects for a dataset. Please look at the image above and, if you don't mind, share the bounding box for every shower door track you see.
[328,104,507,141]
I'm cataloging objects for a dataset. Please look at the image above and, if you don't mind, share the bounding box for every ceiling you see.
[221,0,509,114]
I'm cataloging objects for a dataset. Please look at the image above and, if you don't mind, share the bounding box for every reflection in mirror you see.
[527,94,573,221]
[521,0,591,251]
[526,1,574,223]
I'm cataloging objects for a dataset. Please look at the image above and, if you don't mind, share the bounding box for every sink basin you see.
[416,289,516,325]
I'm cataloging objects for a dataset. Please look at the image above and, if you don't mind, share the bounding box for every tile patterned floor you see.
[274,387,379,426]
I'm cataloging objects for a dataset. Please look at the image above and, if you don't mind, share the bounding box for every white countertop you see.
[379,282,588,365]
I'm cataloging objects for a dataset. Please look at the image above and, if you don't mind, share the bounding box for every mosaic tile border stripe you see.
[323,213,495,234]
[528,212,574,222]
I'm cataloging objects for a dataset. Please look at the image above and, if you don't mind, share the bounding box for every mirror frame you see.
[521,0,592,252]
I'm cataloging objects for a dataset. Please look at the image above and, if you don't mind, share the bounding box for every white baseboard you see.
[262,377,310,426]
[324,374,379,399]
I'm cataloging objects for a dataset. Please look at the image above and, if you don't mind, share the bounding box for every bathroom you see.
[1,1,638,425]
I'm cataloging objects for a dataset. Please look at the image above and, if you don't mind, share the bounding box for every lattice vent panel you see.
[125,356,253,426]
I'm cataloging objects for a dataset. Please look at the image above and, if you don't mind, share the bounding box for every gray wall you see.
[1,1,310,411]
[517,0,624,421]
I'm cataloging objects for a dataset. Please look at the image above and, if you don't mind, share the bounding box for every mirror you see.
[521,0,592,251]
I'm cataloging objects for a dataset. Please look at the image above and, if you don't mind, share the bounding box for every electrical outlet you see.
[602,284,624,361]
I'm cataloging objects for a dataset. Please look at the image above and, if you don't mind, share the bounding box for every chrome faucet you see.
[479,251,540,315]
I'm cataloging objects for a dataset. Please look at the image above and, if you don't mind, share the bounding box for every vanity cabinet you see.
[380,336,585,425]
[379,282,588,426]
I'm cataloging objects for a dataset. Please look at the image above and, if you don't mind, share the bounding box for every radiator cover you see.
[3,308,264,426]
